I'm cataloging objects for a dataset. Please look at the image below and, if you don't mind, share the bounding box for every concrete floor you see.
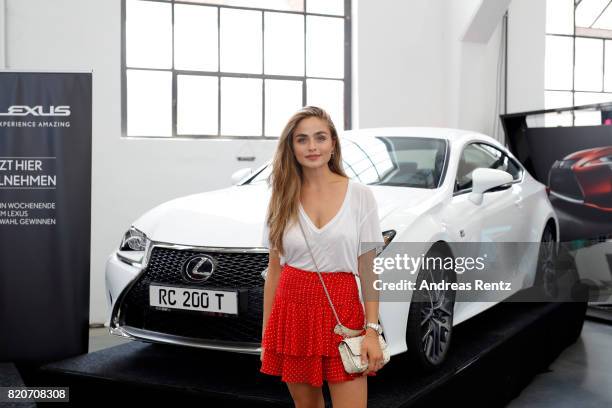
[508,319,612,407]
[89,320,612,406]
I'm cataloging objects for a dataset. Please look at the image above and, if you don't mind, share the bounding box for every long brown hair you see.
[265,106,347,256]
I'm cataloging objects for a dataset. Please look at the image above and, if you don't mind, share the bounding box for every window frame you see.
[545,1,612,119]
[120,0,352,139]
[453,141,525,196]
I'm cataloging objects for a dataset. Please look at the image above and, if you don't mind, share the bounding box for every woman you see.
[259,106,386,407]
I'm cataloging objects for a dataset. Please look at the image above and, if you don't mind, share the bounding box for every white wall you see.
[507,0,546,113]
[3,0,546,324]
[357,0,514,139]
[0,0,5,67]
[357,0,450,128]
[446,0,505,141]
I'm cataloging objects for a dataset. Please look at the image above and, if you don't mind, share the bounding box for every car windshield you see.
[245,136,448,189]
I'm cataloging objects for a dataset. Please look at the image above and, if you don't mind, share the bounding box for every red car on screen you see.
[548,146,612,211]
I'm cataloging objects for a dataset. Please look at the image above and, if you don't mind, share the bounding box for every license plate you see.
[149,284,238,315]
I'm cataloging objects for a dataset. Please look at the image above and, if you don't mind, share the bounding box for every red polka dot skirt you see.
[260,264,377,387]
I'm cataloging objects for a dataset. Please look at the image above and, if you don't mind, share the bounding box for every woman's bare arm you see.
[357,248,380,325]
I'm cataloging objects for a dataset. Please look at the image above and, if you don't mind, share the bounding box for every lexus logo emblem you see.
[182,255,216,282]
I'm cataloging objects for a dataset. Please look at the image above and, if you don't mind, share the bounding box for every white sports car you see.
[105,127,559,370]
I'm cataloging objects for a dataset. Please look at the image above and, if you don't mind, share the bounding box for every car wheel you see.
[406,245,457,371]
[535,224,558,299]
[537,226,587,343]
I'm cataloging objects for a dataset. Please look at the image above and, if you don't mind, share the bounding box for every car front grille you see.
[121,246,268,344]
[549,167,583,200]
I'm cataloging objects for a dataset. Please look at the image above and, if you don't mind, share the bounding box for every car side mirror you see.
[231,167,252,185]
[468,168,513,205]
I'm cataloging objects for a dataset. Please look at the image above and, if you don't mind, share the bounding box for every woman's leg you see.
[286,382,325,408]
[327,376,367,408]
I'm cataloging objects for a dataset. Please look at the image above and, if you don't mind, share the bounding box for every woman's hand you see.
[360,328,384,375]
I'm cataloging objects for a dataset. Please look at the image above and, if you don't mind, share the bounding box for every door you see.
[441,142,526,305]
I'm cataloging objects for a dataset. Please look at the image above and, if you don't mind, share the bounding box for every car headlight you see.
[117,227,150,266]
[376,229,396,255]
[382,229,396,246]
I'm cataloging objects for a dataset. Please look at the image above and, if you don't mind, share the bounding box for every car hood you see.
[564,146,612,161]
[132,183,439,247]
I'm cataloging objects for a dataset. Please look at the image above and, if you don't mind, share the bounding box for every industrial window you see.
[545,0,612,125]
[121,0,351,138]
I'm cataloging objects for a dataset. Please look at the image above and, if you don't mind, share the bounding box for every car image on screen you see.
[548,146,612,212]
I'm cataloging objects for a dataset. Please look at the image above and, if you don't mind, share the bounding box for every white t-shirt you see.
[261,179,385,276]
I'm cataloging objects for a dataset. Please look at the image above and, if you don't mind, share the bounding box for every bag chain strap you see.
[297,218,364,338]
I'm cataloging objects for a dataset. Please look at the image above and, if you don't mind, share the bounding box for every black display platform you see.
[0,363,36,408]
[18,300,586,407]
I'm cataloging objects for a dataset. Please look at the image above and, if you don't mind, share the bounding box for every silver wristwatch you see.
[365,322,382,335]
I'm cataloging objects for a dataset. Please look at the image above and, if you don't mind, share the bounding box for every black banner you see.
[0,71,92,363]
